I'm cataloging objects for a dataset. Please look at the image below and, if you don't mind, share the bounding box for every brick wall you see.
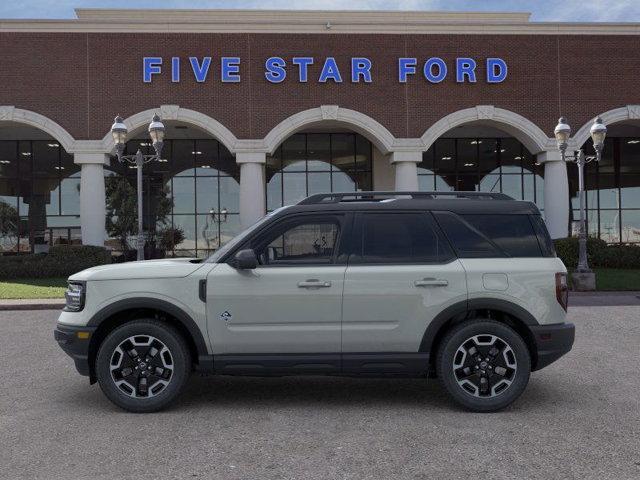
[0,32,638,142]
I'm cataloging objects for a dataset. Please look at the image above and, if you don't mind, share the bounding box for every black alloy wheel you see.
[437,319,531,412]
[96,320,191,413]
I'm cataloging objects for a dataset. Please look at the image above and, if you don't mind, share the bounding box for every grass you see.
[0,278,68,299]
[592,268,640,291]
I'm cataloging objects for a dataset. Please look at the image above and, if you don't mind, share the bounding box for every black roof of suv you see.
[280,191,540,216]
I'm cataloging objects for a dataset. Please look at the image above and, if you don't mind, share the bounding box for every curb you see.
[0,301,65,311]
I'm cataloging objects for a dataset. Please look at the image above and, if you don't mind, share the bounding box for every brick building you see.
[0,9,639,255]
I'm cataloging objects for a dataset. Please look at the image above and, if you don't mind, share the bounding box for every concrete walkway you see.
[1,292,639,311]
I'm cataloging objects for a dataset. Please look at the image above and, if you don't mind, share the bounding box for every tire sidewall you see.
[437,320,531,412]
[96,320,190,413]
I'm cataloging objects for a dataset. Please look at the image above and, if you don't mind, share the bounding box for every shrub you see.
[0,245,111,280]
[554,237,640,269]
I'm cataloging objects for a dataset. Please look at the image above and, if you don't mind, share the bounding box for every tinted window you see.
[530,214,556,257]
[433,212,503,258]
[356,213,453,264]
[258,220,339,265]
[462,214,542,257]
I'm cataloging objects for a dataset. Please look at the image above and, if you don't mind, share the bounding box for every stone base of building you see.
[572,271,596,292]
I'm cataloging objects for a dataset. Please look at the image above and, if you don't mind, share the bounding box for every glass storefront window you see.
[266,133,373,210]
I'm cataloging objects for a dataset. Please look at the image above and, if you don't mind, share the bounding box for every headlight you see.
[64,282,85,312]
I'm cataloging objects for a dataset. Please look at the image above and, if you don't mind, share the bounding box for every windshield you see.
[205,206,291,263]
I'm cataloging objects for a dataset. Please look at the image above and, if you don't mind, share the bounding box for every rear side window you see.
[354,213,454,264]
[461,214,543,257]
[433,212,503,258]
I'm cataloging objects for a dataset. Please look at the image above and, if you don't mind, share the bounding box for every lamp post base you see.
[571,271,596,291]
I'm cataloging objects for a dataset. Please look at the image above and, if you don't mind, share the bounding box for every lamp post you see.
[553,116,607,281]
[111,114,165,261]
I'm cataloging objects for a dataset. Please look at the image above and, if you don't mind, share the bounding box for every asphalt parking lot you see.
[1,307,639,480]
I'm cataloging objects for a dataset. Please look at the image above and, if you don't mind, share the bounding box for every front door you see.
[206,213,348,356]
[341,212,468,356]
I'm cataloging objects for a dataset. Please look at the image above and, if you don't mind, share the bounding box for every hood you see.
[68,258,205,281]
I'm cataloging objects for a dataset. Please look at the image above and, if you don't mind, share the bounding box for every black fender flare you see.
[419,298,538,353]
[87,297,209,357]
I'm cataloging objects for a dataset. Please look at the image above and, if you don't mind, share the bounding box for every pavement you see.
[1,307,640,479]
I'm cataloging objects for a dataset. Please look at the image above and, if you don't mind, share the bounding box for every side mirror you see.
[232,249,258,270]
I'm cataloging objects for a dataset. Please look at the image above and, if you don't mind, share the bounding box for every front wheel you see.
[436,319,531,412]
[96,319,191,413]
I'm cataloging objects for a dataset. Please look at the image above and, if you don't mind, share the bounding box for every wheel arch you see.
[421,299,539,372]
[86,298,209,382]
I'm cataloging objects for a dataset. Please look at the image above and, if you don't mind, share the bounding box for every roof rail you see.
[297,191,513,205]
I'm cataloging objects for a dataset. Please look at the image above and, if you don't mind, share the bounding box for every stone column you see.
[391,150,422,191]
[237,152,266,229]
[538,151,569,239]
[75,153,109,246]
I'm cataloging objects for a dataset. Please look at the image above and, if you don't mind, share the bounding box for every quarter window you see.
[355,213,453,264]
[462,214,542,257]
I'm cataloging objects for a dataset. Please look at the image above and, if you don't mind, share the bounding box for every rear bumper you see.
[530,322,575,371]
[54,324,96,377]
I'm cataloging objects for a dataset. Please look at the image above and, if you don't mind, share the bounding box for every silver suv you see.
[55,191,574,413]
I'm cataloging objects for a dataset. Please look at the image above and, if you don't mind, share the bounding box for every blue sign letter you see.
[351,58,372,83]
[171,57,180,83]
[319,57,342,83]
[265,57,287,83]
[486,58,508,83]
[143,57,162,83]
[189,57,211,83]
[424,57,447,83]
[456,58,477,83]
[221,57,241,83]
[292,57,314,82]
[398,58,416,83]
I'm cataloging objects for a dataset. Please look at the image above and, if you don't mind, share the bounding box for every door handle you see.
[414,278,448,287]
[297,279,332,288]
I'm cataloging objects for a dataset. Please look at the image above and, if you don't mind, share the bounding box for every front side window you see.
[257,219,340,265]
[354,213,454,264]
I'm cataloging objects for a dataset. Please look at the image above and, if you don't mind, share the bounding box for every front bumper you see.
[530,322,575,371]
[54,324,96,377]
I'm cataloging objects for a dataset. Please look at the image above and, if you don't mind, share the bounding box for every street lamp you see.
[553,116,607,280]
[111,114,165,261]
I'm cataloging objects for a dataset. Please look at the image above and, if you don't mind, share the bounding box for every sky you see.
[0,0,639,22]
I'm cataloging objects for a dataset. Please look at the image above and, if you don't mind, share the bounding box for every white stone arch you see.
[420,105,553,154]
[100,105,239,155]
[263,105,396,155]
[572,105,640,149]
[0,106,76,152]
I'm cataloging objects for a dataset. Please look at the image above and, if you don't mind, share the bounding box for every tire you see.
[436,319,531,412]
[96,319,191,413]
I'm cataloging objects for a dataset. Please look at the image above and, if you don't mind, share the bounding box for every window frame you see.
[348,211,457,266]
[239,212,352,268]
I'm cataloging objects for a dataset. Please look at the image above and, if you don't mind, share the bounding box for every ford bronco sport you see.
[55,191,574,413]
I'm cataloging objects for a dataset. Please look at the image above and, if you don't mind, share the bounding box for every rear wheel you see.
[436,319,531,412]
[96,319,191,413]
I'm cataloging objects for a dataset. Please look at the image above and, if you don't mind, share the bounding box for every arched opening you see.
[418,123,545,211]
[573,120,640,244]
[106,121,240,258]
[0,122,80,253]
[265,128,374,211]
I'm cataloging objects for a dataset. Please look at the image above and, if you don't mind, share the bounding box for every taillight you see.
[555,272,568,311]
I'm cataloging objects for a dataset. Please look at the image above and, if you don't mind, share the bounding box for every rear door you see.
[341,212,468,356]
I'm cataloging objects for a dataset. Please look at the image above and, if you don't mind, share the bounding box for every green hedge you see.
[554,237,640,269]
[0,245,111,280]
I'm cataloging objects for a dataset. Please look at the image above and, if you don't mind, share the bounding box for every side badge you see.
[220,311,232,322]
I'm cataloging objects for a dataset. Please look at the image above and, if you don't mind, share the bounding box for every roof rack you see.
[298,191,513,205]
